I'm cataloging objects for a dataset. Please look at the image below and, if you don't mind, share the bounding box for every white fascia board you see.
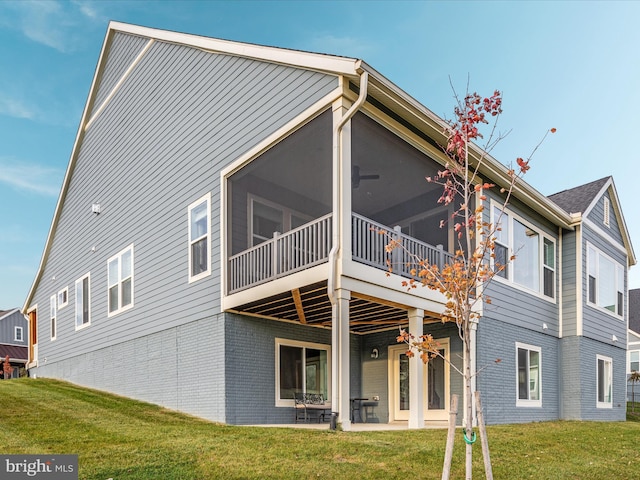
[582,177,636,266]
[109,21,361,77]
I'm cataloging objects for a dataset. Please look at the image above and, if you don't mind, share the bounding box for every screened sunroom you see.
[226,108,456,298]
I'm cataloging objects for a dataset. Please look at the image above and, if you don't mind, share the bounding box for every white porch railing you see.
[351,213,454,276]
[228,212,453,293]
[228,214,332,293]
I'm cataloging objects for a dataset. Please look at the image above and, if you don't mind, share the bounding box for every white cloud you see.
[0,158,62,197]
[0,95,35,120]
[1,0,105,53]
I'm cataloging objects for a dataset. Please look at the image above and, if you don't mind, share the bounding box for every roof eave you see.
[109,21,362,77]
[357,62,576,230]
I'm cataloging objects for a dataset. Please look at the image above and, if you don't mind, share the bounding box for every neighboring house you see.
[627,289,640,401]
[0,308,29,378]
[22,22,636,428]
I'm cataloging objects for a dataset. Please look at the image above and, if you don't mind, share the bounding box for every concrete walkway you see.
[247,421,448,431]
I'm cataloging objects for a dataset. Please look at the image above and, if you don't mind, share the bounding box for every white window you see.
[629,350,640,373]
[75,273,91,329]
[597,355,613,408]
[603,197,610,227]
[57,287,68,309]
[188,193,211,282]
[14,326,23,342]
[587,243,624,317]
[516,342,541,407]
[275,338,330,407]
[491,204,555,299]
[49,294,56,341]
[250,195,311,247]
[108,245,134,316]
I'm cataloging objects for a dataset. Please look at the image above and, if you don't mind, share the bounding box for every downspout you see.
[328,70,368,304]
[328,71,368,428]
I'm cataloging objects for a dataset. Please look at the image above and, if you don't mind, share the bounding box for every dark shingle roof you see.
[547,177,610,215]
[630,289,640,334]
[0,345,28,362]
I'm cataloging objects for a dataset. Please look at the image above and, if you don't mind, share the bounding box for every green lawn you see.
[1,379,639,479]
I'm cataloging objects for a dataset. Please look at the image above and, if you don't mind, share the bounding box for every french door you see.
[389,339,449,422]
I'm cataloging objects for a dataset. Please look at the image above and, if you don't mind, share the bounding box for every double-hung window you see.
[597,355,613,408]
[57,288,68,309]
[275,339,330,406]
[108,245,134,316]
[491,204,555,299]
[188,193,211,282]
[49,294,56,340]
[14,326,23,342]
[516,342,541,407]
[587,244,624,316]
[75,273,91,329]
[629,350,640,373]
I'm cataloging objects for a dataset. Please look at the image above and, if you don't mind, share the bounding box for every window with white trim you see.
[587,243,624,317]
[188,193,211,282]
[108,245,134,316]
[629,350,640,373]
[516,342,541,407]
[491,204,556,299]
[75,273,91,329]
[49,294,56,341]
[275,338,330,406]
[57,287,68,309]
[597,355,613,408]
[14,326,23,342]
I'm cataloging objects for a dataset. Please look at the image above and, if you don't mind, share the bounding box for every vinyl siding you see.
[90,32,150,114]
[0,310,28,346]
[482,193,560,335]
[28,34,338,388]
[581,224,627,343]
[586,189,624,246]
[560,229,578,337]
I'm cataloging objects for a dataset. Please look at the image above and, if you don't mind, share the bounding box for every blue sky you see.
[0,0,638,308]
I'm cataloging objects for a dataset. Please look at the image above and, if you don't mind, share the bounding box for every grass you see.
[1,378,640,479]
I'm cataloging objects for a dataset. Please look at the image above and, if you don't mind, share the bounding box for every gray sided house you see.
[23,22,636,428]
[0,308,29,378]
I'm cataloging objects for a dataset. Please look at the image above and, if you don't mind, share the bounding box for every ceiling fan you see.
[352,165,380,188]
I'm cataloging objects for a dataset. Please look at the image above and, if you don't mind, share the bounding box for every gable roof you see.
[548,176,610,215]
[0,308,20,322]
[22,22,602,311]
[630,289,640,334]
[549,176,636,267]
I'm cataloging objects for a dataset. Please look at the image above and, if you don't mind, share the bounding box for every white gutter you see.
[327,70,368,304]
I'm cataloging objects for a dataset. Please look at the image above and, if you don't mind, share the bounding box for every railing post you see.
[436,244,444,269]
[273,231,280,277]
[393,225,402,275]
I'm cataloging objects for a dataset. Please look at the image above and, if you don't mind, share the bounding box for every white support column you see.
[334,288,351,431]
[408,308,425,429]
